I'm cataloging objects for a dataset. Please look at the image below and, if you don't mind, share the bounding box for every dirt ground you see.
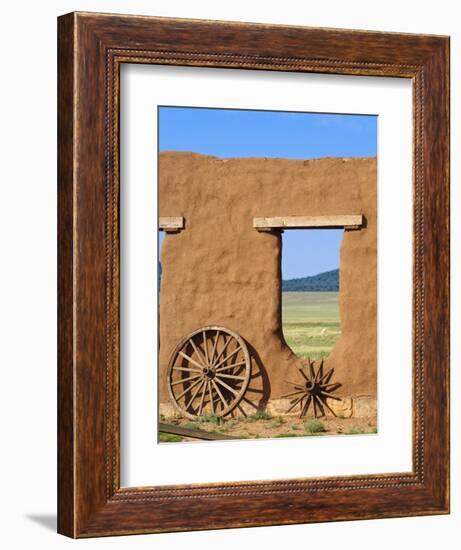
[159,412,377,443]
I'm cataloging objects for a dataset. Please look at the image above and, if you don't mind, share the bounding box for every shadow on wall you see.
[237,341,271,415]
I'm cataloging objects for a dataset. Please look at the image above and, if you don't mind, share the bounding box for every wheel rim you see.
[167,326,251,420]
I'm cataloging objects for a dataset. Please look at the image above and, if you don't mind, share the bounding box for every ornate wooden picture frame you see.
[57,12,450,537]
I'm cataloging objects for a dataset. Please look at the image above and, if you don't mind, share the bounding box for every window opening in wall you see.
[281,229,343,360]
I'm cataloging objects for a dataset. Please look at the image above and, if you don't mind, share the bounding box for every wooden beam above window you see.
[159,216,185,233]
[253,215,363,231]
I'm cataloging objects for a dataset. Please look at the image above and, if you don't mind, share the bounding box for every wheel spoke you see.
[286,394,304,413]
[299,397,307,418]
[301,395,312,417]
[210,330,220,365]
[215,360,247,372]
[178,351,205,370]
[173,365,202,374]
[213,346,242,370]
[211,335,232,366]
[315,359,324,383]
[198,381,207,416]
[170,373,202,386]
[202,331,210,365]
[319,396,337,417]
[315,395,326,416]
[211,379,228,410]
[185,380,206,410]
[323,382,342,392]
[214,377,239,397]
[309,359,316,380]
[281,389,305,399]
[319,368,334,385]
[188,338,207,366]
[216,373,246,381]
[175,376,204,401]
[284,379,305,390]
[319,390,341,401]
[298,367,309,381]
[208,381,215,414]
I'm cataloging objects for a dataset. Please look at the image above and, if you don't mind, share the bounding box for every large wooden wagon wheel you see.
[167,326,251,420]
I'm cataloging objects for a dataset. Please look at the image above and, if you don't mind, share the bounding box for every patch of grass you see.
[276,432,302,438]
[245,410,273,422]
[267,416,285,429]
[289,423,301,430]
[304,419,326,434]
[347,427,366,435]
[159,433,183,443]
[219,419,238,433]
[225,419,238,429]
[370,427,378,434]
[198,414,222,425]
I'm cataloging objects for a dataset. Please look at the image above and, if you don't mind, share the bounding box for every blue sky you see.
[159,106,377,279]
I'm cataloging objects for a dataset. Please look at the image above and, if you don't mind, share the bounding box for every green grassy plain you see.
[282,291,340,359]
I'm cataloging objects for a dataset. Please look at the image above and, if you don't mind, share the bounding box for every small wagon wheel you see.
[167,326,251,420]
[281,359,342,418]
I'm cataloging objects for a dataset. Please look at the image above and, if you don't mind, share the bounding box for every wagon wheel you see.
[282,359,342,418]
[167,326,251,420]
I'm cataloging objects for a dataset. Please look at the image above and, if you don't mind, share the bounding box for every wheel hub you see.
[305,380,319,395]
[202,366,216,379]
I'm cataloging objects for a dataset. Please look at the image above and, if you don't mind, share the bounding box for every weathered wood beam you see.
[158,422,237,441]
[159,216,184,233]
[253,215,363,231]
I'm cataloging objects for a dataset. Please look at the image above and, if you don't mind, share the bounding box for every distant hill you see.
[158,263,338,292]
[282,268,339,292]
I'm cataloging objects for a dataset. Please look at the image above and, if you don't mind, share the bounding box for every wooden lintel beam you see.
[253,215,363,231]
[159,216,184,233]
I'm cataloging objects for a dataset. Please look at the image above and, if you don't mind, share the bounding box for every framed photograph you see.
[58,12,450,537]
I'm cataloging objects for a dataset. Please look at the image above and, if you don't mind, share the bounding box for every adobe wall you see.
[158,152,377,408]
